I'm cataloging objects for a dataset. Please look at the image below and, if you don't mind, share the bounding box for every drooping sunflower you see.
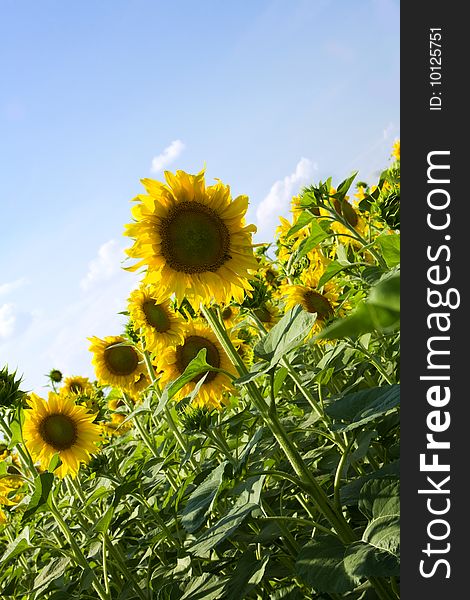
[59,376,94,398]
[323,188,369,248]
[251,301,281,331]
[128,286,185,352]
[22,392,101,478]
[124,169,258,304]
[88,336,146,393]
[157,322,235,410]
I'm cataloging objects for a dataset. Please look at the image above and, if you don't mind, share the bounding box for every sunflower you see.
[128,286,185,352]
[88,336,146,393]
[157,322,235,410]
[251,301,281,330]
[22,392,101,478]
[59,376,94,398]
[0,474,23,506]
[124,169,258,304]
[282,270,341,337]
[219,304,241,329]
[392,139,400,161]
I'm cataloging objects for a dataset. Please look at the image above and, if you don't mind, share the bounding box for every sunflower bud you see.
[48,369,63,383]
[0,366,25,409]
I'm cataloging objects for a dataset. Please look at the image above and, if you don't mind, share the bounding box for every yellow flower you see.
[88,336,146,393]
[124,169,257,304]
[0,475,23,506]
[22,392,101,478]
[0,508,6,524]
[282,270,341,337]
[157,322,235,410]
[128,286,185,352]
[219,304,241,329]
[322,188,369,249]
[59,376,94,398]
[392,139,400,161]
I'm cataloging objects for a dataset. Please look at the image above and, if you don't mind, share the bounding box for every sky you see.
[0,0,399,392]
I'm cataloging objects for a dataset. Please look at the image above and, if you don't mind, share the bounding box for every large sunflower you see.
[157,322,235,410]
[128,286,185,352]
[22,393,101,478]
[88,336,146,392]
[124,169,257,304]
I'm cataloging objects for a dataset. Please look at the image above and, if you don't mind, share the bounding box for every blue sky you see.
[0,0,399,391]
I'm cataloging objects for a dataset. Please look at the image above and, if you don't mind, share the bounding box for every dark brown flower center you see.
[104,345,139,376]
[159,201,231,273]
[303,291,333,320]
[142,301,171,332]
[221,307,233,320]
[175,335,220,383]
[39,414,78,450]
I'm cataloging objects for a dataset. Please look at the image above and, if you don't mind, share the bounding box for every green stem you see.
[333,436,354,512]
[48,497,110,600]
[201,304,398,600]
[104,533,148,600]
[142,349,199,472]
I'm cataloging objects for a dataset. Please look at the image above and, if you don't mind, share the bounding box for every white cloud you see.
[80,240,124,291]
[0,303,16,339]
[0,277,27,297]
[255,158,317,243]
[151,139,185,173]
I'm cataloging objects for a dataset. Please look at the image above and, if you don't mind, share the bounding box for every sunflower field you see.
[1,144,400,599]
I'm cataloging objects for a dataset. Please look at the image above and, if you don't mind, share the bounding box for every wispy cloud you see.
[255,158,317,243]
[0,303,16,339]
[0,277,27,297]
[80,240,125,291]
[151,139,185,173]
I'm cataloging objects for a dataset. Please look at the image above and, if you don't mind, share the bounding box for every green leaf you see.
[317,261,347,288]
[316,272,400,340]
[296,535,359,593]
[254,306,317,366]
[156,348,214,414]
[180,573,226,600]
[364,514,400,555]
[224,551,270,600]
[286,211,313,238]
[33,557,71,591]
[189,476,264,558]
[376,234,400,267]
[182,461,229,533]
[336,171,358,197]
[297,219,330,258]
[343,541,399,578]
[95,505,115,534]
[189,502,258,558]
[8,417,24,449]
[0,527,31,564]
[22,473,54,522]
[48,453,62,473]
[340,464,400,506]
[325,385,400,432]
[359,478,400,522]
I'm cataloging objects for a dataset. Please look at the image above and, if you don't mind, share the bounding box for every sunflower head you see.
[22,392,101,478]
[128,286,185,353]
[180,405,215,433]
[88,336,146,393]
[59,376,94,398]
[124,169,257,304]
[0,366,24,409]
[157,321,235,410]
